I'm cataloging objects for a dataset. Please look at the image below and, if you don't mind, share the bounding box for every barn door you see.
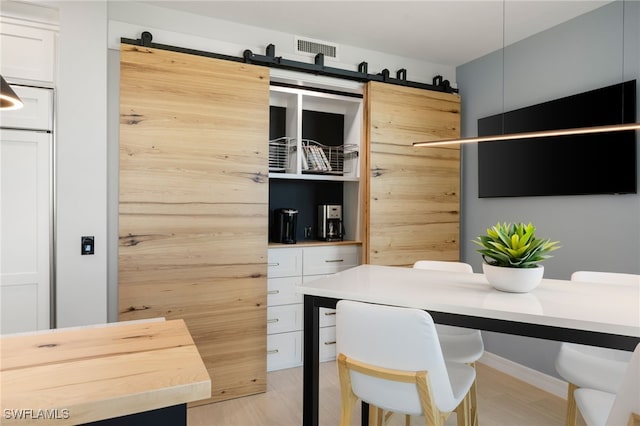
[364,81,461,266]
[119,44,269,404]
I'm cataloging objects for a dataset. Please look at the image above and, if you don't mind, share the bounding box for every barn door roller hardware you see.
[122,32,457,94]
[244,43,456,93]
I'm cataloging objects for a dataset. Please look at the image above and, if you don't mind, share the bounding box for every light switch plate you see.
[81,236,94,255]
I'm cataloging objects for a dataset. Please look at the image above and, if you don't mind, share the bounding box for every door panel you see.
[1,129,51,333]
[364,82,461,266]
[119,45,269,404]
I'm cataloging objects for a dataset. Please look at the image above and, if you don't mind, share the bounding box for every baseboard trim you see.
[479,351,568,399]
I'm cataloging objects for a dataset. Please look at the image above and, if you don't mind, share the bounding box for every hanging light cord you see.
[621,0,626,125]
[501,0,506,137]
[414,0,640,147]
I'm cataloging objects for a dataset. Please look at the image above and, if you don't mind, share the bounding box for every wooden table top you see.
[0,319,211,425]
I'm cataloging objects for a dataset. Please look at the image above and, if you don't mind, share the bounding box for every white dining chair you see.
[336,299,476,426]
[574,342,640,426]
[555,271,640,426]
[413,260,484,424]
[412,261,484,363]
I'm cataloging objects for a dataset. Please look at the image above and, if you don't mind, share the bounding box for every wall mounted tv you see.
[477,80,637,198]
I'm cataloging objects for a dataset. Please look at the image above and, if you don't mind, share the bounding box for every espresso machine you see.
[273,208,298,244]
[318,204,343,241]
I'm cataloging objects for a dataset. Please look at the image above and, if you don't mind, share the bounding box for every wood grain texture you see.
[364,82,461,266]
[119,44,269,404]
[0,319,210,426]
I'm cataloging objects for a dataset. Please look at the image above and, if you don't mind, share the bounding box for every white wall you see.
[53,1,108,327]
[106,2,456,87]
[456,0,640,377]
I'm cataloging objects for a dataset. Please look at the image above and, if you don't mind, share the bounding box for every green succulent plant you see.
[473,222,560,268]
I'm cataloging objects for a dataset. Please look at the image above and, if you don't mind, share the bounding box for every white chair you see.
[555,271,640,426]
[336,300,476,426]
[574,342,640,426]
[413,260,484,424]
[412,261,484,363]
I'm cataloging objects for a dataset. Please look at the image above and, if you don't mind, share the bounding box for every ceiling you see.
[145,1,611,67]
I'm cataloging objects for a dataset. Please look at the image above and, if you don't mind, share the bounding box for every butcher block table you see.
[0,319,211,425]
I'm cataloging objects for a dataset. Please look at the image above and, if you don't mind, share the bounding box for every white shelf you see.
[269,85,362,180]
[268,172,359,182]
[268,82,363,245]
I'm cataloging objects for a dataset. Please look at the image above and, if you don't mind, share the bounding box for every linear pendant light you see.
[413,0,639,148]
[414,122,640,147]
[0,75,23,110]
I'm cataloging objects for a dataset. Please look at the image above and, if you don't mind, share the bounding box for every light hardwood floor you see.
[188,361,586,426]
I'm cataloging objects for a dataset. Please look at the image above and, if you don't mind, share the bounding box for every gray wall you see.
[456,0,640,377]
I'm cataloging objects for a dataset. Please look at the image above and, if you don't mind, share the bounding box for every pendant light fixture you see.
[0,75,23,110]
[413,0,640,147]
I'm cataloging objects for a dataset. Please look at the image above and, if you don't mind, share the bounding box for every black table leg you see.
[303,295,321,426]
[362,401,369,426]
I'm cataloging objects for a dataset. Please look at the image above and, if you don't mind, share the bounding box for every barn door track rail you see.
[121,31,458,94]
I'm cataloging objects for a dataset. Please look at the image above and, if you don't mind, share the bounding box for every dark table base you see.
[84,403,186,426]
[302,294,639,426]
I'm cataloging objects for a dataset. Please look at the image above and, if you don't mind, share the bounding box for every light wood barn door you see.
[364,82,461,266]
[119,45,269,404]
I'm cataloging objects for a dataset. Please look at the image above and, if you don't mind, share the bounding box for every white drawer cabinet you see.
[319,326,337,362]
[266,244,360,370]
[266,248,304,371]
[0,20,56,83]
[302,245,360,362]
[303,245,360,276]
[267,304,303,334]
[267,276,303,306]
[268,248,302,278]
[267,331,302,371]
[320,308,337,328]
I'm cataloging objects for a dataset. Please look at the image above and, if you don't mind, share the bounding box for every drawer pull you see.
[268,262,280,267]
[267,349,279,355]
[324,341,337,346]
[324,312,336,316]
[267,318,279,324]
[325,259,344,263]
[267,290,280,295]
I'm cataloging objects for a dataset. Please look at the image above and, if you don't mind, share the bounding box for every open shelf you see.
[268,84,363,245]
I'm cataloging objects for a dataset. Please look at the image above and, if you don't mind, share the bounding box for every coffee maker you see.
[273,208,298,244]
[318,204,343,241]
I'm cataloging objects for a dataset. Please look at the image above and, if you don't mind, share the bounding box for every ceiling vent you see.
[295,36,339,60]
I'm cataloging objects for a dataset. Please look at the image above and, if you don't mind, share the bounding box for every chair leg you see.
[469,363,478,426]
[339,394,357,426]
[455,391,470,426]
[405,414,411,426]
[337,354,359,426]
[564,382,579,426]
[376,407,384,426]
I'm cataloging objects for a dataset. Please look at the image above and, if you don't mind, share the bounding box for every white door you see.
[0,129,51,333]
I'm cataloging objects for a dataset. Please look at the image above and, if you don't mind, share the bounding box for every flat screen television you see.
[477,80,637,198]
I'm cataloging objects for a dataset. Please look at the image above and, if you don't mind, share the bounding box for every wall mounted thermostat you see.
[81,236,95,255]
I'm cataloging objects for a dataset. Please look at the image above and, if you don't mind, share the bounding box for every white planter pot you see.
[482,263,544,293]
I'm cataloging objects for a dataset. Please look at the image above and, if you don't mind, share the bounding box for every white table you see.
[296,264,640,426]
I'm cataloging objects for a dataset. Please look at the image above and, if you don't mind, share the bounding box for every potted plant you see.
[473,222,560,292]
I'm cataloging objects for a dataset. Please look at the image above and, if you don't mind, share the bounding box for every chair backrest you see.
[413,260,473,274]
[336,300,455,415]
[571,271,639,286]
[607,343,640,425]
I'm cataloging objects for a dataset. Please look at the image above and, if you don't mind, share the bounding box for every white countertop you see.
[296,264,640,338]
